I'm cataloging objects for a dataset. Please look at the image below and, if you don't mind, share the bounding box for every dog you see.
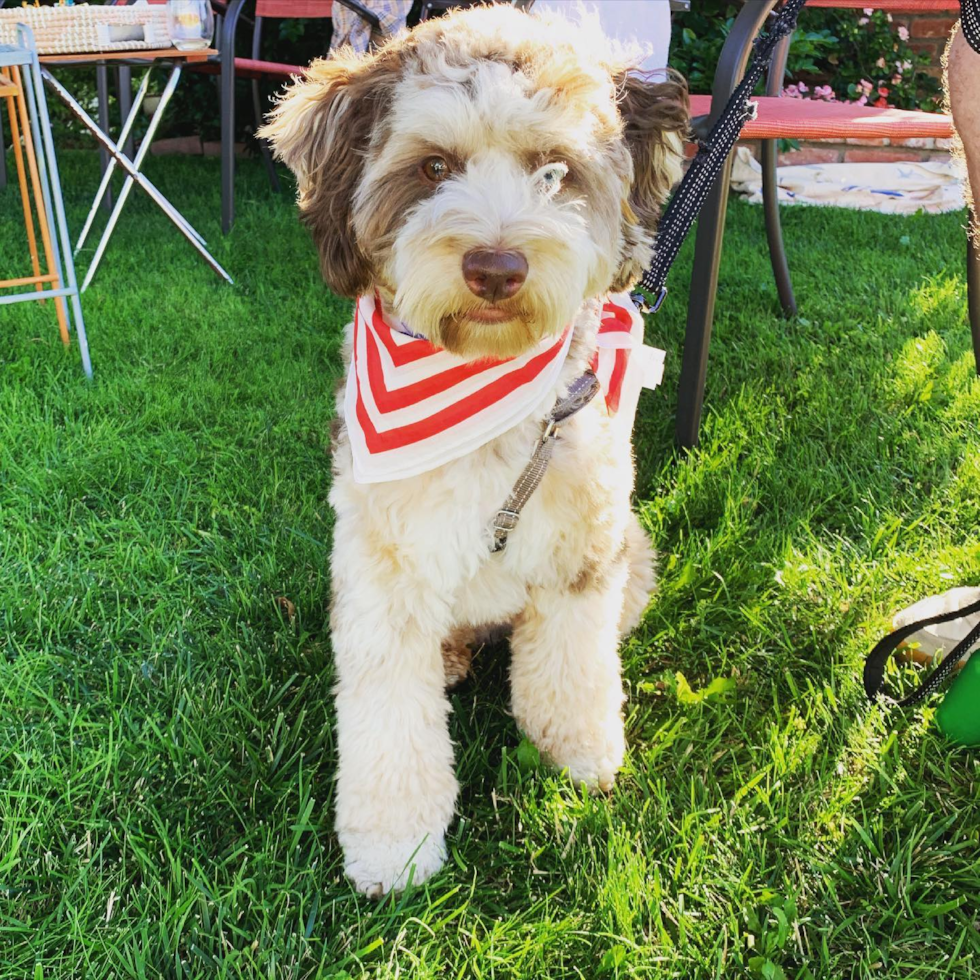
[260,4,688,896]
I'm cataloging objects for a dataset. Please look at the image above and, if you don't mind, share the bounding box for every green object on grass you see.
[936,654,980,747]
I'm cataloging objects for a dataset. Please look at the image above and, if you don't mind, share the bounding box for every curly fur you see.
[260,4,687,896]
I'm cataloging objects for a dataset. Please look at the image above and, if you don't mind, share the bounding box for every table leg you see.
[41,68,234,287]
[81,66,189,291]
[21,52,92,377]
[96,65,113,212]
[12,65,69,344]
[118,66,135,160]
[0,98,6,191]
[75,66,152,256]
[3,71,44,299]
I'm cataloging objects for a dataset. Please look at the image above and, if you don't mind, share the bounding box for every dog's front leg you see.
[331,548,457,897]
[510,563,629,792]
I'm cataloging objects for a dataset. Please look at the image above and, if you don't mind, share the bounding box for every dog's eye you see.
[534,162,568,198]
[421,156,452,183]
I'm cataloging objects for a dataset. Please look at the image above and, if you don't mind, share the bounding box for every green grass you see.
[2,151,979,979]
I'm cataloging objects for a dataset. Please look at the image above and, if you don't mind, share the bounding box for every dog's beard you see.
[382,215,609,360]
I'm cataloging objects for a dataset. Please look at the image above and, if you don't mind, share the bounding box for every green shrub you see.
[668,2,942,112]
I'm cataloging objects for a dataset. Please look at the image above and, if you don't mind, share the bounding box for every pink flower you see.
[891,74,903,84]
[782,84,802,98]
[898,25,910,40]
[858,16,869,25]
[856,95,868,105]
[858,78,874,96]
[863,6,874,13]
[797,81,808,94]
[814,84,836,101]
[901,59,913,71]
[876,56,887,69]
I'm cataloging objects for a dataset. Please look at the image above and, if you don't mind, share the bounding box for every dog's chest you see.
[331,401,634,625]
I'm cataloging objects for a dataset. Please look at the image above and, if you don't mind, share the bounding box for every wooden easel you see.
[0,63,69,346]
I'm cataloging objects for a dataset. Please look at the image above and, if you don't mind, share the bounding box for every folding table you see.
[38,46,234,291]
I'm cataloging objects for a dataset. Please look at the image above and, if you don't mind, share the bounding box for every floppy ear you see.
[611,70,690,291]
[259,48,401,297]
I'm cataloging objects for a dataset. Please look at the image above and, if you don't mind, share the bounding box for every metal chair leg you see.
[761,32,796,317]
[219,2,247,234]
[117,66,135,160]
[96,65,113,211]
[969,230,980,376]
[674,0,780,448]
[250,13,280,194]
[675,155,736,449]
[761,137,797,316]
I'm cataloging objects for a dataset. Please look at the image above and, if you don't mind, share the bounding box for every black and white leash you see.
[864,596,980,707]
[634,0,809,313]
[962,0,980,55]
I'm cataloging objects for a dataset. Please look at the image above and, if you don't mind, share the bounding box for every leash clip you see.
[631,286,667,314]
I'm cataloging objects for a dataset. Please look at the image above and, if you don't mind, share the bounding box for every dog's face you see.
[260,6,688,359]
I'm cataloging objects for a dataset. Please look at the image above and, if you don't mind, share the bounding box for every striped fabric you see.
[345,292,663,484]
[689,94,954,141]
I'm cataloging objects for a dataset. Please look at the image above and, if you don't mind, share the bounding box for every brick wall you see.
[762,135,955,167]
[900,11,960,78]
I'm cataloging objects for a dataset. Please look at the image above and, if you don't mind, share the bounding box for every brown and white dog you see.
[260,5,688,896]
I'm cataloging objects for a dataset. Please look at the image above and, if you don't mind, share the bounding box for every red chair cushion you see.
[192,57,306,78]
[233,57,306,77]
[689,94,954,141]
[257,0,333,17]
[805,1,958,9]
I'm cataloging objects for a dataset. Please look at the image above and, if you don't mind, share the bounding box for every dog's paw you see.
[441,631,474,690]
[562,747,622,794]
[546,725,625,794]
[341,831,447,898]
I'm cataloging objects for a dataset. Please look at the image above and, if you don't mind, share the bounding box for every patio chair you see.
[676,0,977,448]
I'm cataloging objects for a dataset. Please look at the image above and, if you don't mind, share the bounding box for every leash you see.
[489,371,600,552]
[864,595,980,707]
[634,0,809,313]
[963,0,980,55]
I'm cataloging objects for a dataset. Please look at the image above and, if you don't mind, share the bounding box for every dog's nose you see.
[462,249,528,302]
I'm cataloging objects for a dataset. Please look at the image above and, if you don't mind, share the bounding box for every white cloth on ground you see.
[730,146,966,215]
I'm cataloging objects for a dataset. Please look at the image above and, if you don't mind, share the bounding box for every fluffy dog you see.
[260,4,688,896]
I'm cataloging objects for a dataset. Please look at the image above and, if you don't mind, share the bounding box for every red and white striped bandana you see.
[345,291,664,484]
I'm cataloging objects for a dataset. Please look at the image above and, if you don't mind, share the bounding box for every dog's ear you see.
[259,48,401,297]
[611,70,690,291]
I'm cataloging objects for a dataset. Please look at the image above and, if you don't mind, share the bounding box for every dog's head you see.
[260,5,688,359]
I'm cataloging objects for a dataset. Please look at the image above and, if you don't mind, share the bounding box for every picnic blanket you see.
[730,146,966,215]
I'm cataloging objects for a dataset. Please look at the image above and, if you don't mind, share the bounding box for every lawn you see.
[2,151,979,980]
